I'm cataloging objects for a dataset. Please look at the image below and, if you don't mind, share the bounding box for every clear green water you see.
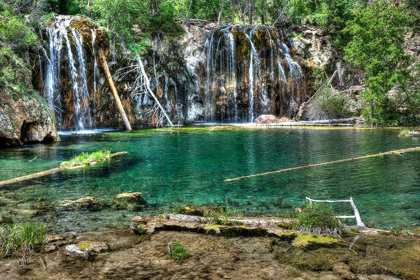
[0,126,419,233]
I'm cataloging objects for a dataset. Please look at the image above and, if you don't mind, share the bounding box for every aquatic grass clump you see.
[168,241,189,263]
[398,129,419,137]
[60,150,111,168]
[0,223,46,256]
[294,202,343,235]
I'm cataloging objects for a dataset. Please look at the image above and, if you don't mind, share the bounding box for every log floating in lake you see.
[225,147,420,182]
[0,152,128,188]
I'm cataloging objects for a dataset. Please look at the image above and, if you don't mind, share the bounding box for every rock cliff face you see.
[34,16,354,129]
[0,89,59,148]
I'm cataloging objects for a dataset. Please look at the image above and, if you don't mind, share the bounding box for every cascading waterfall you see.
[282,42,303,101]
[40,16,94,130]
[204,25,304,122]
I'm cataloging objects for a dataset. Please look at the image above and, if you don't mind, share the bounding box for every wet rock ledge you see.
[1,212,419,280]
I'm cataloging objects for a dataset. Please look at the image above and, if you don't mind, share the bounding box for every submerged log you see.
[225,146,420,182]
[0,152,128,188]
[98,48,132,131]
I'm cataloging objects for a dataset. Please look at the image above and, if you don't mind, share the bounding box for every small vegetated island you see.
[0,0,420,279]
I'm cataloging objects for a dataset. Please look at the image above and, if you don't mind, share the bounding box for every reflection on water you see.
[0,127,419,233]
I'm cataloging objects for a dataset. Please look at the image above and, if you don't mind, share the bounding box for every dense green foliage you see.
[344,1,415,125]
[0,223,46,256]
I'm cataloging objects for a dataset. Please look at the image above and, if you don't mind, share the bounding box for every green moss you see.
[204,224,222,230]
[292,235,340,247]
[77,243,90,250]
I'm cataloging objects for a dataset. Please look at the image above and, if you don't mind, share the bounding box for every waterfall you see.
[245,33,255,122]
[204,25,303,122]
[282,42,303,101]
[41,16,93,130]
[225,30,238,122]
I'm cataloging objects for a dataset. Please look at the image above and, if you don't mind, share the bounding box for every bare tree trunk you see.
[231,0,235,24]
[249,0,253,25]
[98,48,132,131]
[218,0,225,25]
[87,0,91,17]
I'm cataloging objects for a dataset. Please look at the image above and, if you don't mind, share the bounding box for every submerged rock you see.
[65,244,91,259]
[114,192,147,211]
[61,196,106,211]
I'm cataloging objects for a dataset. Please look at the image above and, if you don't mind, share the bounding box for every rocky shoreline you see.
[0,212,419,280]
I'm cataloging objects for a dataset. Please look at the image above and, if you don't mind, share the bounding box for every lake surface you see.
[0,126,419,233]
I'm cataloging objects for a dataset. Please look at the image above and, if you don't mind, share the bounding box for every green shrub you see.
[168,241,188,262]
[295,202,343,235]
[0,11,37,51]
[0,223,46,256]
[137,225,145,235]
[307,88,352,120]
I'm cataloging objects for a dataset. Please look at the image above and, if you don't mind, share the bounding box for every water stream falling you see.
[41,16,94,130]
[204,26,303,122]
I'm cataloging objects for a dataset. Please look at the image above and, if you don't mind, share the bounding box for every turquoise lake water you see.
[0,126,419,233]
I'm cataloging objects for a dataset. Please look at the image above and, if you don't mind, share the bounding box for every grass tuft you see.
[60,150,111,168]
[0,223,46,256]
[293,202,343,235]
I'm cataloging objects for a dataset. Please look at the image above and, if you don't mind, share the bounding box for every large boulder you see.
[0,89,59,148]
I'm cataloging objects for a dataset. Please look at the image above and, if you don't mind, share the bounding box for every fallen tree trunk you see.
[0,152,128,188]
[225,146,420,182]
[98,48,132,131]
[255,117,362,127]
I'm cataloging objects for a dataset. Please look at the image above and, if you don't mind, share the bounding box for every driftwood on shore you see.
[0,152,128,188]
[255,117,362,127]
[225,146,420,182]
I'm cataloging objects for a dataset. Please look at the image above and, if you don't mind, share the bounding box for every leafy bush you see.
[307,88,352,120]
[295,202,343,235]
[0,11,37,52]
[168,241,188,262]
[0,223,46,256]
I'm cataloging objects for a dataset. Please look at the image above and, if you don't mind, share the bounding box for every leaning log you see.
[98,48,132,131]
[0,152,128,188]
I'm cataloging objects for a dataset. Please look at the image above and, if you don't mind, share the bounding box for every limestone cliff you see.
[34,16,361,128]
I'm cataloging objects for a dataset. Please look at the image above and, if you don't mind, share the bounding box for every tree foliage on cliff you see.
[0,2,38,95]
[344,1,415,125]
[46,0,184,53]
